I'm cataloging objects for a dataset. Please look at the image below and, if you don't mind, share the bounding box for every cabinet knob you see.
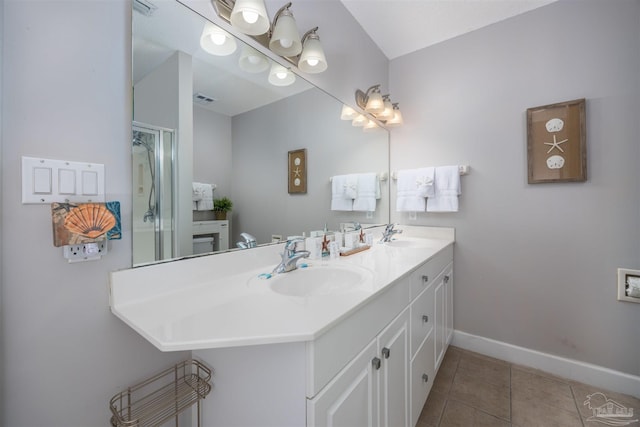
[422,315,429,323]
[422,275,429,283]
[444,275,450,283]
[422,373,429,383]
[372,357,381,370]
[382,347,390,359]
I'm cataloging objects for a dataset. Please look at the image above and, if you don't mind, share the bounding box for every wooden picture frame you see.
[288,149,307,194]
[526,98,586,184]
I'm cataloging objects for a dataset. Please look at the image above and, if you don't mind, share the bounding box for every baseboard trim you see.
[452,330,640,398]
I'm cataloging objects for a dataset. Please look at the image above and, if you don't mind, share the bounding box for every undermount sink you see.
[249,264,374,297]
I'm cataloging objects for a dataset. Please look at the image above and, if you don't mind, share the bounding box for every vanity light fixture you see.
[298,27,327,74]
[385,103,404,127]
[212,0,327,73]
[354,85,403,128]
[200,22,237,56]
[268,62,296,86]
[363,119,380,132]
[238,44,270,73]
[351,114,367,127]
[269,3,302,56]
[229,0,270,35]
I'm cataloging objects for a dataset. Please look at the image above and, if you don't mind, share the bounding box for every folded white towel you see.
[331,175,354,211]
[353,173,379,212]
[344,174,358,199]
[193,182,217,211]
[426,166,461,212]
[396,169,426,212]
[415,167,435,198]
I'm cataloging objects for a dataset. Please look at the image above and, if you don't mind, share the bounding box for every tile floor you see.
[417,346,640,427]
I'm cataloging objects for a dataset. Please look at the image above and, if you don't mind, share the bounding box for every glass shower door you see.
[132,123,175,265]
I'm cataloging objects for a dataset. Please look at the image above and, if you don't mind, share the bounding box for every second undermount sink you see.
[383,237,433,248]
[251,264,374,297]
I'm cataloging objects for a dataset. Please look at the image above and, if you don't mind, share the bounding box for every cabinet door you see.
[379,309,410,427]
[308,340,379,427]
[434,278,446,370]
[410,329,435,427]
[444,267,453,345]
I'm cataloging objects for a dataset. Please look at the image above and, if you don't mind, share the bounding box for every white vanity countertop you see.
[110,226,454,351]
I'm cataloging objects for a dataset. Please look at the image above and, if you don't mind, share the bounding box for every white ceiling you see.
[340,0,559,59]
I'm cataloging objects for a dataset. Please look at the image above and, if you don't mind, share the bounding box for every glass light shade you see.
[365,91,385,114]
[352,114,367,127]
[200,22,237,56]
[298,35,327,73]
[269,11,302,56]
[238,45,269,73]
[340,105,358,120]
[230,0,270,35]
[268,63,296,86]
[386,108,404,127]
[377,98,394,120]
[363,119,379,132]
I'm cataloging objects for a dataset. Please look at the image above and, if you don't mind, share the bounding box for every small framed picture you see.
[526,98,586,184]
[288,149,307,194]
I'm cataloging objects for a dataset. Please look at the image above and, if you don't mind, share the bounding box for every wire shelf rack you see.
[109,359,212,427]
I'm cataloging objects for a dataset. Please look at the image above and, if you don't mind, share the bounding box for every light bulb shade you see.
[340,105,358,120]
[377,98,394,120]
[386,107,404,127]
[200,22,237,56]
[352,114,367,127]
[239,45,270,73]
[230,0,270,35]
[365,91,384,114]
[268,62,296,86]
[363,119,379,132]
[298,34,327,73]
[269,10,302,56]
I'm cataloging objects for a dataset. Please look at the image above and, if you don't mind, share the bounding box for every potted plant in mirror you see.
[213,197,233,220]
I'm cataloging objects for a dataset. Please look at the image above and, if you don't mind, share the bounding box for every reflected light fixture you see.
[385,103,404,127]
[229,0,270,35]
[200,22,237,56]
[298,27,327,73]
[269,2,302,56]
[377,95,394,121]
[268,62,296,86]
[352,114,367,127]
[363,119,380,132]
[238,44,270,73]
[340,105,358,120]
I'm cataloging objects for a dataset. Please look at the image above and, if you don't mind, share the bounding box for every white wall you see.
[389,0,640,375]
[1,1,189,426]
[193,105,232,199]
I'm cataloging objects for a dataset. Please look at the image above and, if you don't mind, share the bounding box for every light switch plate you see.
[22,156,105,204]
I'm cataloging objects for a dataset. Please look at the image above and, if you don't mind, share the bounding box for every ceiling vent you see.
[193,93,217,105]
[133,0,157,16]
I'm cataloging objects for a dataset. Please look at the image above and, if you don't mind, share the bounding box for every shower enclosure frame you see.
[132,121,177,265]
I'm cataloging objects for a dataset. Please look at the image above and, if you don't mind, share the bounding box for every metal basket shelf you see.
[110,359,212,427]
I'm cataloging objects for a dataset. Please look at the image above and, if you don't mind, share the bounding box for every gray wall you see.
[193,105,233,199]
[0,0,390,425]
[389,0,640,375]
[1,1,189,426]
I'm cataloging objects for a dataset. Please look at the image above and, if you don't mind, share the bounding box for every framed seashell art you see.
[51,201,121,247]
[526,98,586,184]
[288,148,307,194]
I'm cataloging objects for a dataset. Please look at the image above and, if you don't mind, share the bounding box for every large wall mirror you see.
[132,0,390,266]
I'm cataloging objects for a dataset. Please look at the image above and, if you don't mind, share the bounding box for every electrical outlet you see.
[63,241,108,263]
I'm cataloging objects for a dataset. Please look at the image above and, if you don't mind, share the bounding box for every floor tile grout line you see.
[569,384,587,427]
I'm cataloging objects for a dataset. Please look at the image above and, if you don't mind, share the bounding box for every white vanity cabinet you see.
[307,308,410,427]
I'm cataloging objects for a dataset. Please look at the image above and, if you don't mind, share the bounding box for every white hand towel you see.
[415,167,435,198]
[396,169,426,212]
[192,182,203,210]
[426,166,461,212]
[353,173,379,212]
[331,175,354,211]
[196,183,217,211]
[344,174,358,199]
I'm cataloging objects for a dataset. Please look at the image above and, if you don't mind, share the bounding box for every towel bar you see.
[391,165,469,180]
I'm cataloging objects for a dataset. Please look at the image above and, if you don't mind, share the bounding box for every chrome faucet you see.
[380,223,403,243]
[236,232,257,249]
[342,221,361,232]
[273,238,310,274]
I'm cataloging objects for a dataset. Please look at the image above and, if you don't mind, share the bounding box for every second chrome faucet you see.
[273,238,310,274]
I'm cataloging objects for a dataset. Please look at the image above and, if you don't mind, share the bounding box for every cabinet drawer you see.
[410,244,453,300]
[410,330,435,427]
[410,283,434,359]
